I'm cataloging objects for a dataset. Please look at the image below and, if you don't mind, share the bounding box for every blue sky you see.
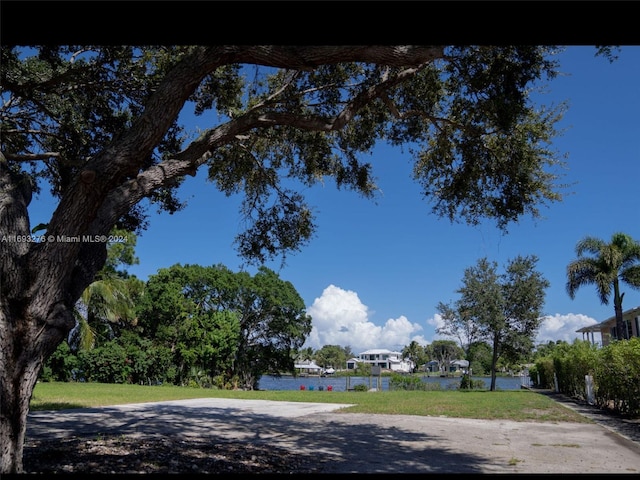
[27,46,640,354]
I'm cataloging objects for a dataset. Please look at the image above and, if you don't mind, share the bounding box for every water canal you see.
[258,374,527,391]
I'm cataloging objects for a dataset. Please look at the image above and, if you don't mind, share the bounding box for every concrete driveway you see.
[27,397,640,474]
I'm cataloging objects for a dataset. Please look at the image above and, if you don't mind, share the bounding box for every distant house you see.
[450,359,469,373]
[294,360,323,375]
[576,305,640,346]
[423,360,440,373]
[346,349,414,373]
[422,359,468,375]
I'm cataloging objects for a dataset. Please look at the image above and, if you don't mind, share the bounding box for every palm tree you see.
[402,340,424,373]
[70,275,141,351]
[69,229,142,351]
[566,232,640,341]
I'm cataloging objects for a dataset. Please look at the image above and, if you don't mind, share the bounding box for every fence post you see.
[585,375,595,405]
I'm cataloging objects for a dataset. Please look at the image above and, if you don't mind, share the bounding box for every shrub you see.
[459,374,485,390]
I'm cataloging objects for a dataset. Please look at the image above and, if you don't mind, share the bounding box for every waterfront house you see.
[576,305,640,346]
[294,359,323,376]
[422,359,468,375]
[346,348,414,373]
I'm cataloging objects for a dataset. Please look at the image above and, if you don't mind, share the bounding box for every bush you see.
[536,338,640,418]
[594,338,640,416]
[459,374,485,390]
[389,374,425,391]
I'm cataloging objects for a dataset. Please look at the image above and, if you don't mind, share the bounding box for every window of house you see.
[625,320,633,339]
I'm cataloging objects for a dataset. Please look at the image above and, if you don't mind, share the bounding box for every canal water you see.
[258,374,527,391]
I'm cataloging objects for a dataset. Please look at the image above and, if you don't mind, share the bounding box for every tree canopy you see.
[439,255,549,390]
[137,263,311,390]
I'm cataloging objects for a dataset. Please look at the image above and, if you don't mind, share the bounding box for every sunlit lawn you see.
[30,382,590,423]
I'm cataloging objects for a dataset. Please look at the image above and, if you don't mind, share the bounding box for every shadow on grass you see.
[30,402,86,411]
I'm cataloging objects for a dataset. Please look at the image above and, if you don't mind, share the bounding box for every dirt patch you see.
[23,435,327,474]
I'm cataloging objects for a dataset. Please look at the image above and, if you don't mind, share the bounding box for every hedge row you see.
[531,338,640,417]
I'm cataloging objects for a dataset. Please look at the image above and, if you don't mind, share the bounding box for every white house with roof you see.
[294,359,323,375]
[346,348,414,373]
[576,305,640,347]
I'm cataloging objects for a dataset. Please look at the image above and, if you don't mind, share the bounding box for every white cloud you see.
[536,313,598,344]
[304,285,424,353]
[428,312,599,346]
[303,285,600,354]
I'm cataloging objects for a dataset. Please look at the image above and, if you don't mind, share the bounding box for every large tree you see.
[313,344,348,371]
[231,265,312,390]
[136,264,243,387]
[453,256,549,391]
[566,232,640,341]
[137,263,310,390]
[0,45,568,472]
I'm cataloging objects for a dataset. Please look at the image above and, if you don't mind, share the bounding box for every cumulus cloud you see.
[303,285,600,354]
[304,285,424,353]
[427,311,598,346]
[536,313,598,344]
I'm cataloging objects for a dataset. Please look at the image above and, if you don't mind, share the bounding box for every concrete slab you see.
[26,397,640,473]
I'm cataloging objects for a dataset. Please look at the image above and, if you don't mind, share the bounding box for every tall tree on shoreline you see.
[452,256,549,391]
[1,44,568,472]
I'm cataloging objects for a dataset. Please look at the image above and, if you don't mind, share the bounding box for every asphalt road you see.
[27,395,640,474]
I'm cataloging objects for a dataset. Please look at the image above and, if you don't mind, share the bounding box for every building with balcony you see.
[576,305,640,346]
[346,348,414,373]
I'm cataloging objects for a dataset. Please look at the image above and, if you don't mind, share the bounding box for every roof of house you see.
[576,305,640,333]
[294,361,322,370]
[357,349,402,355]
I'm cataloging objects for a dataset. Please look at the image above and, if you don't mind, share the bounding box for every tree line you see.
[43,234,312,390]
[43,230,640,395]
[43,235,549,391]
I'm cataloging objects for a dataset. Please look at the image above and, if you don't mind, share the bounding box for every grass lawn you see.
[30,381,590,423]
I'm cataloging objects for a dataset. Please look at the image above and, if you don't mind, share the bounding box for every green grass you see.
[30,382,591,424]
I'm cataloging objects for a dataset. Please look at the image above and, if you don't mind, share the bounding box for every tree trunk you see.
[0,306,69,473]
[614,302,626,341]
[489,334,500,392]
[1,155,79,473]
[613,280,627,340]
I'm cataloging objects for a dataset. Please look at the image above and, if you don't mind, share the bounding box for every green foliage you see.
[551,340,599,398]
[43,262,309,390]
[352,362,372,376]
[402,341,427,373]
[388,373,443,391]
[468,341,492,375]
[448,255,549,390]
[136,263,310,390]
[313,345,349,370]
[352,384,369,392]
[459,374,486,391]
[2,46,568,266]
[535,338,640,417]
[71,229,143,352]
[77,341,130,384]
[594,338,640,416]
[39,342,78,382]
